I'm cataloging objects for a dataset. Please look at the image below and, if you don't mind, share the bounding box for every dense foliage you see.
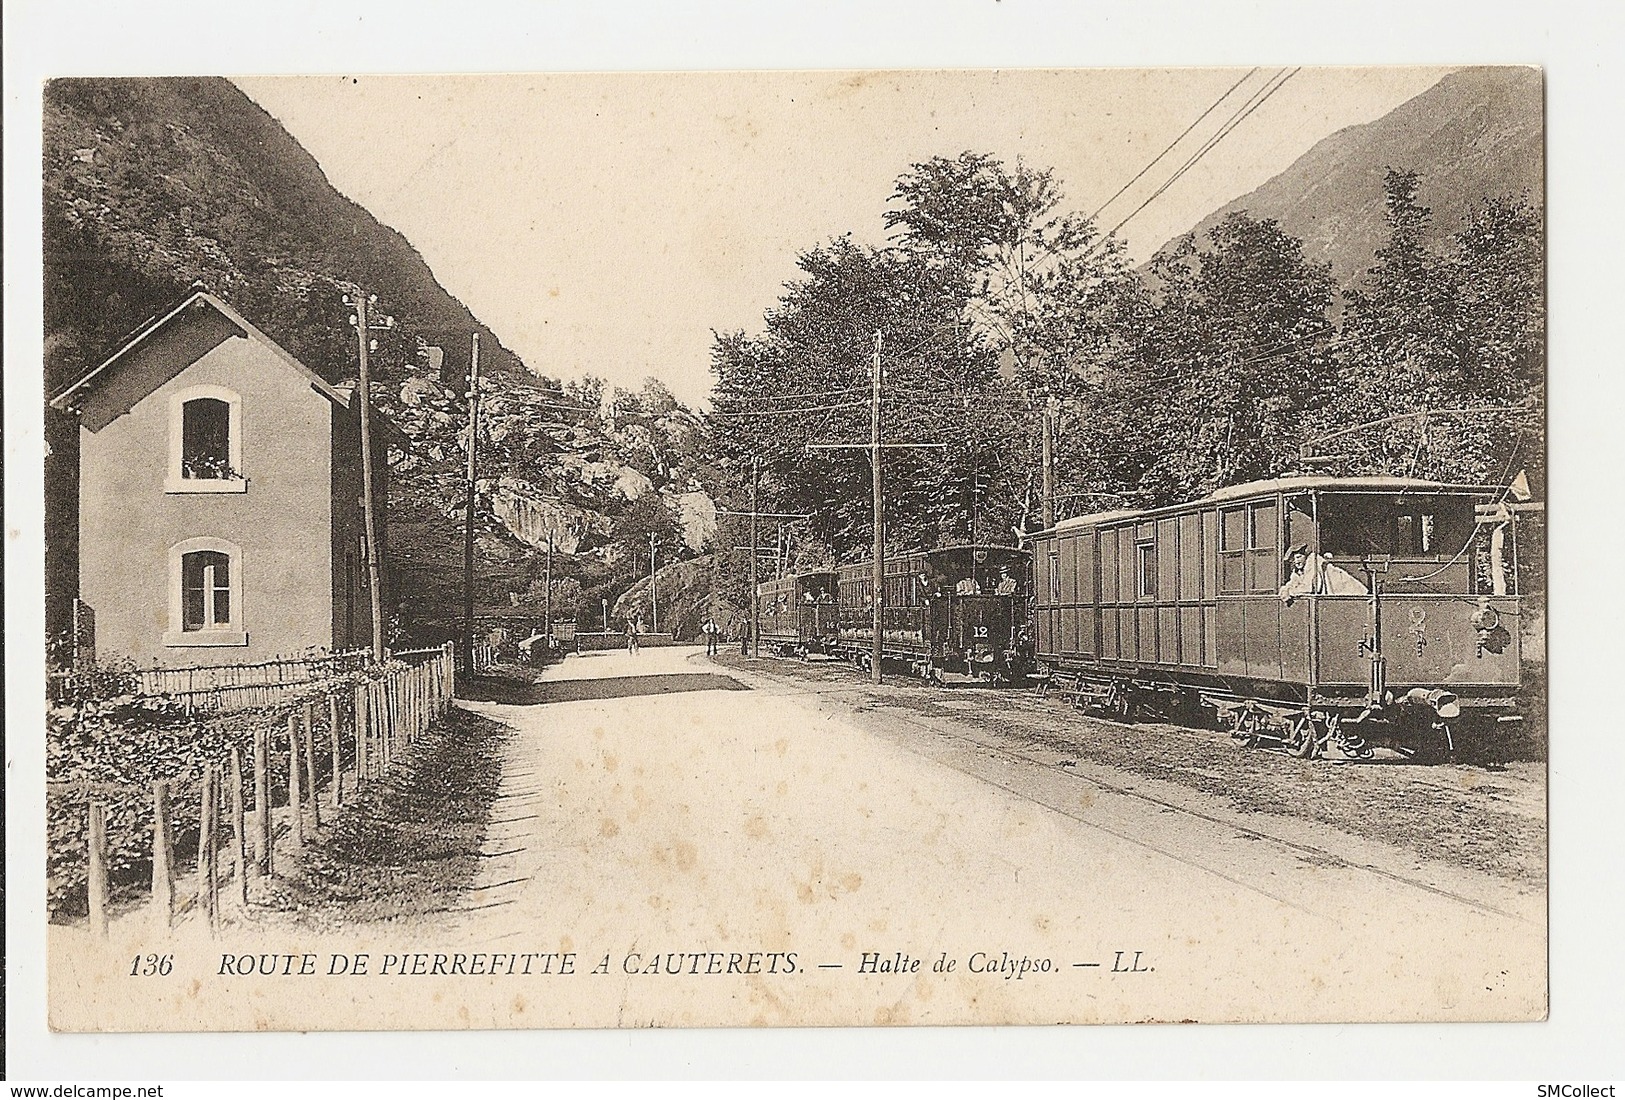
[43,80,1543,644]
[709,156,1545,572]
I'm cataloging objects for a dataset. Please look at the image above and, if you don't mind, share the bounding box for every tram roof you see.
[829,543,1030,571]
[1043,476,1498,535]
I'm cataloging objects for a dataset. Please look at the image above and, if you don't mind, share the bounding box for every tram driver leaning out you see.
[1279,543,1367,606]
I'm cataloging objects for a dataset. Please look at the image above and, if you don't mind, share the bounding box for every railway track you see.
[715,652,1544,928]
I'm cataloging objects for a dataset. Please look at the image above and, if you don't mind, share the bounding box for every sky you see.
[233,67,1451,406]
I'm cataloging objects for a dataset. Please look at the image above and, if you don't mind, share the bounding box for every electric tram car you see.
[756,570,840,657]
[827,544,1032,683]
[1028,476,1522,760]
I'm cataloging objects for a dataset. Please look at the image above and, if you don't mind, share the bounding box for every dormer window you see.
[167,385,246,493]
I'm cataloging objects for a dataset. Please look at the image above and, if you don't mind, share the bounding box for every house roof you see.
[50,285,347,409]
[49,284,412,448]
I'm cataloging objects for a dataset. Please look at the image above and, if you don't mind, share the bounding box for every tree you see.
[1323,170,1543,485]
[1072,212,1337,508]
[709,235,1002,558]
[885,151,1137,393]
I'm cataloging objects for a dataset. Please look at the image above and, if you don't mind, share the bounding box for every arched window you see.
[165,538,246,646]
[167,386,245,493]
[182,398,232,478]
[182,550,231,630]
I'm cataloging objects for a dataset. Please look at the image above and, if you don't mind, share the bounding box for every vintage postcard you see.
[38,66,1546,1032]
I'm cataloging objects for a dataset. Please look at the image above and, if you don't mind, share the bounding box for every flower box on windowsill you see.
[164,476,248,495]
[162,629,248,647]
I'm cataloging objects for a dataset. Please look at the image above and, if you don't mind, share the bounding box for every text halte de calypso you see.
[859,950,1057,979]
[216,950,801,979]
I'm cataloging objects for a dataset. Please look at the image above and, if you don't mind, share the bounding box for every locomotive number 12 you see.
[972,626,989,639]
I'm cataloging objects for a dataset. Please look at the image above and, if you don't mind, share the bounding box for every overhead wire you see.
[711,383,868,404]
[1088,67,1302,258]
[1087,68,1260,223]
[708,399,869,418]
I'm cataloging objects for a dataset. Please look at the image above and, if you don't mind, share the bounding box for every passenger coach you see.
[756,570,839,657]
[1029,477,1522,759]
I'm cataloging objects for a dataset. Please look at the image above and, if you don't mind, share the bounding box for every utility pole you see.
[544,532,553,638]
[346,290,393,664]
[1041,397,1057,529]
[718,469,809,659]
[463,332,481,671]
[869,332,883,683]
[649,531,658,635]
[808,330,945,685]
[751,458,760,656]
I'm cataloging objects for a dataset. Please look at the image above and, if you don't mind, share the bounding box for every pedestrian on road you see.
[625,618,640,655]
[703,618,720,656]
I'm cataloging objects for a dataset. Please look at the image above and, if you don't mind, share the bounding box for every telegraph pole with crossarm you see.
[808,330,945,685]
[717,457,811,658]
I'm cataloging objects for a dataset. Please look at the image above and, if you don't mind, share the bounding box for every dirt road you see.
[452,644,1545,1028]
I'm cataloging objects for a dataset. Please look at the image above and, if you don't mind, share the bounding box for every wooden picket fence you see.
[451,639,498,676]
[133,650,371,695]
[78,643,456,936]
[48,648,371,711]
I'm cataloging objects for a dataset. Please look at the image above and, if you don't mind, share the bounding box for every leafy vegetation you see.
[46,663,388,921]
[43,79,1542,645]
[708,157,1544,576]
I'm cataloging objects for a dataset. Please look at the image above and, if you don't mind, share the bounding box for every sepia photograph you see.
[29,61,1554,1035]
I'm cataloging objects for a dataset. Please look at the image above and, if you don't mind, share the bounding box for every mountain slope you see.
[1159,67,1543,281]
[43,78,718,646]
[44,77,537,394]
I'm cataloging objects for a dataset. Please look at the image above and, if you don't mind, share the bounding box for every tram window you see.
[1136,543,1156,599]
[1286,494,1315,553]
[1320,495,1473,558]
[1220,507,1246,553]
[1396,515,1417,554]
[1247,501,1276,550]
[1048,554,1060,603]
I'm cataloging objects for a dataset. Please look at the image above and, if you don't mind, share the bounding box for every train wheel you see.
[1287,714,1317,759]
[1111,689,1134,723]
[1228,711,1249,745]
[1230,709,1258,748]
